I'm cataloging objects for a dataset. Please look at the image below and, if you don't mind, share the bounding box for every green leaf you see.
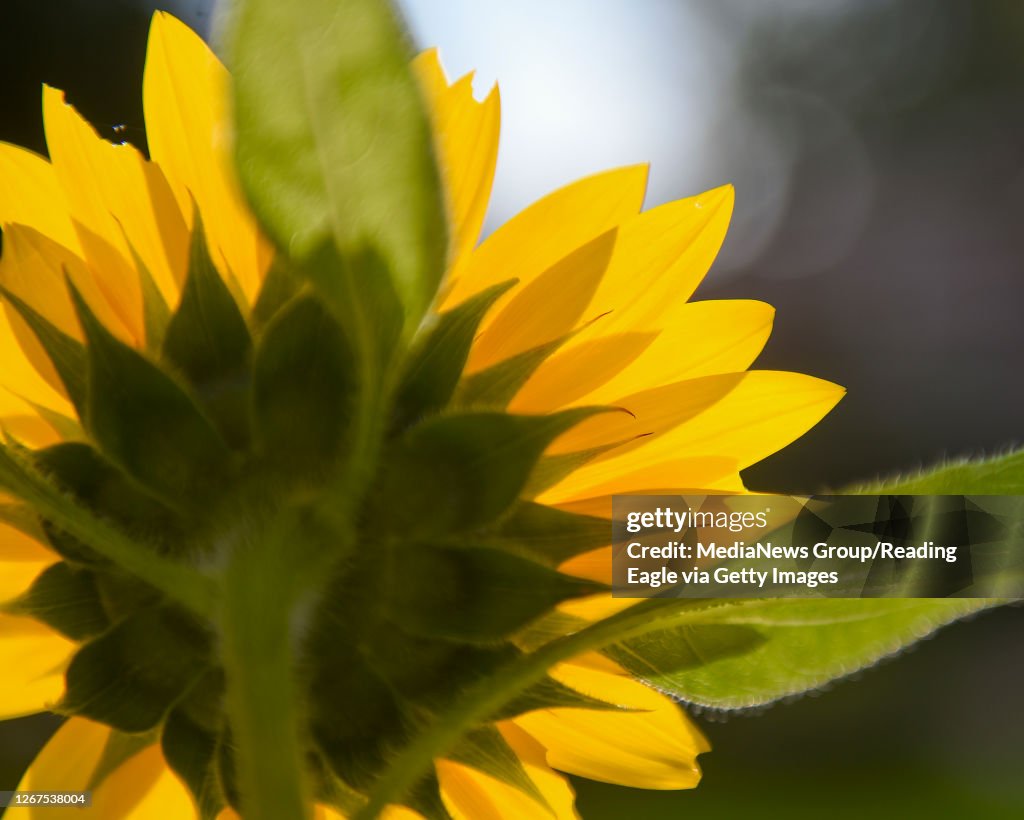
[62,605,212,732]
[68,283,232,510]
[162,221,253,446]
[447,727,547,810]
[371,407,612,536]
[394,280,517,429]
[0,286,86,411]
[228,0,447,329]
[602,598,999,709]
[385,543,601,643]
[852,447,1024,494]
[251,293,355,475]
[7,561,110,640]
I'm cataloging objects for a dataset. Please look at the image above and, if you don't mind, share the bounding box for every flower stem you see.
[220,523,311,820]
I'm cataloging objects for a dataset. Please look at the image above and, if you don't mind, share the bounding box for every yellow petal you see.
[552,370,847,499]
[144,11,271,302]
[441,165,648,310]
[540,455,741,507]
[11,720,194,819]
[512,299,773,414]
[43,85,180,341]
[546,372,747,457]
[515,657,709,790]
[577,370,845,484]
[1,225,134,397]
[413,50,500,269]
[508,333,656,414]
[438,735,579,820]
[573,185,734,342]
[466,230,616,373]
[572,300,774,406]
[0,143,80,253]
[0,613,75,719]
[0,519,55,603]
[0,308,72,417]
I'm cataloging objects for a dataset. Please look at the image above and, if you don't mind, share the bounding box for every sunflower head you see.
[0,8,844,820]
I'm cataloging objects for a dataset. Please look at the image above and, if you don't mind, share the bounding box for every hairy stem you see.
[220,521,312,820]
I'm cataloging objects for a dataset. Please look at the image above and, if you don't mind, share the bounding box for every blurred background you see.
[1,0,1021,817]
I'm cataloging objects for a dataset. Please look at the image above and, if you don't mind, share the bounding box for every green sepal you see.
[493,675,633,720]
[447,726,548,810]
[251,292,355,476]
[371,407,614,537]
[7,561,110,640]
[162,219,253,447]
[385,543,603,644]
[86,730,158,792]
[454,335,567,409]
[393,279,518,430]
[401,770,453,820]
[250,258,302,330]
[215,728,242,812]
[119,234,172,351]
[162,672,228,820]
[67,281,232,511]
[523,435,648,499]
[306,637,409,791]
[0,286,86,412]
[298,242,403,377]
[489,501,611,566]
[61,605,212,732]
[33,442,184,563]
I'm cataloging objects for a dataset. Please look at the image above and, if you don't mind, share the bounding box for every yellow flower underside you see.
[0,12,844,819]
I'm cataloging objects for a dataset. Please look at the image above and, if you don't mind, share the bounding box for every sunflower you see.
[0,11,843,819]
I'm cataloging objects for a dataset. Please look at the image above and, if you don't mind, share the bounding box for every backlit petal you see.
[442,166,648,310]
[414,50,500,270]
[11,721,194,819]
[144,11,271,301]
[0,143,80,253]
[0,613,74,719]
[515,656,709,790]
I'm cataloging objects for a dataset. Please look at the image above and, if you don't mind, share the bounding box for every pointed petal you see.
[515,656,709,790]
[466,230,616,372]
[0,307,73,416]
[413,50,500,269]
[0,143,80,253]
[576,371,845,483]
[0,519,55,603]
[438,740,579,820]
[0,613,75,719]
[546,373,747,457]
[574,185,734,341]
[12,721,193,818]
[442,166,648,310]
[540,455,741,507]
[512,299,773,413]
[571,300,774,406]
[144,11,271,301]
